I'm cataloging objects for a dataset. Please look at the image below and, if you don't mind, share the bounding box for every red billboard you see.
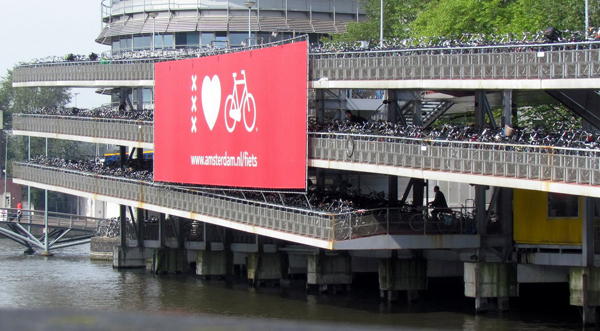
[154,42,308,189]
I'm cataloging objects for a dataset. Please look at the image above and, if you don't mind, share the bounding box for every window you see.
[133,36,151,50]
[229,32,246,46]
[201,32,214,46]
[175,32,200,48]
[548,193,579,218]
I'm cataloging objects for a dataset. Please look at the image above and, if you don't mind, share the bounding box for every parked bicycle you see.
[409,207,462,234]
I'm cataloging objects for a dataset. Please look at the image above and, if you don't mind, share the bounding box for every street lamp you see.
[74,92,80,108]
[379,0,383,47]
[244,1,256,46]
[149,12,159,53]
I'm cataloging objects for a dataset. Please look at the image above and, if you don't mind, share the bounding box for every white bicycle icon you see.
[224,70,256,132]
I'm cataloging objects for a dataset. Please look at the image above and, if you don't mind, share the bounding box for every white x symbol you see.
[191,75,197,91]
[191,95,197,112]
[191,117,197,133]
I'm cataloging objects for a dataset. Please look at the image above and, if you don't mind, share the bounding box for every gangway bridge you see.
[0,207,103,253]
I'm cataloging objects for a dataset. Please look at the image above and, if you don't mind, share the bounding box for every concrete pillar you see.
[136,207,144,247]
[113,246,148,269]
[501,90,513,128]
[582,197,595,267]
[247,251,289,287]
[153,247,187,274]
[387,89,398,124]
[307,252,352,293]
[475,90,486,128]
[570,267,600,325]
[475,186,487,236]
[378,258,427,302]
[158,213,166,247]
[464,262,518,312]
[412,179,425,208]
[196,250,233,279]
[316,89,325,124]
[119,146,127,169]
[136,87,144,111]
[412,99,422,126]
[119,204,127,247]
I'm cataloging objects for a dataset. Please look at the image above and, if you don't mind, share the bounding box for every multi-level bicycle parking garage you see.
[9,37,600,322]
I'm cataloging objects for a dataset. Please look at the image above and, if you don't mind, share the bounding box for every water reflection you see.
[0,239,587,330]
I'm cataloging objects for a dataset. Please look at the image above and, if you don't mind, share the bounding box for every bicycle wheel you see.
[243,93,256,132]
[224,95,236,132]
[409,213,425,232]
[437,213,457,234]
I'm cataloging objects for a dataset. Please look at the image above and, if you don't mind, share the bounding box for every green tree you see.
[334,0,429,42]
[335,0,600,42]
[0,69,78,209]
[410,0,513,37]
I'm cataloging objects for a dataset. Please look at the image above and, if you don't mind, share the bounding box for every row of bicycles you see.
[20,28,600,68]
[333,204,480,240]
[310,118,600,151]
[24,106,154,122]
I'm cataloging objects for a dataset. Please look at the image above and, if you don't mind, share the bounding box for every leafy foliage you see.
[0,70,92,210]
[336,0,600,41]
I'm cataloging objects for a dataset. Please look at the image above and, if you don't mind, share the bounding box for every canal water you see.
[0,239,589,330]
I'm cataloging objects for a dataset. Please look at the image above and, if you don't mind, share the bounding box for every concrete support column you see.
[158,213,166,247]
[499,187,514,260]
[475,186,487,237]
[388,176,398,207]
[316,89,325,124]
[378,258,427,302]
[247,251,290,287]
[412,179,425,208]
[464,262,518,312]
[136,87,144,111]
[113,246,149,269]
[386,93,399,207]
[196,224,233,279]
[153,247,187,274]
[582,197,595,268]
[570,267,600,325]
[119,146,127,169]
[412,98,422,127]
[475,90,486,128]
[501,90,513,128]
[119,204,127,248]
[136,207,144,247]
[387,89,398,124]
[196,250,233,279]
[307,252,352,293]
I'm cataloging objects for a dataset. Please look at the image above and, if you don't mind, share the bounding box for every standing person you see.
[345,110,367,124]
[16,201,22,222]
[428,186,449,221]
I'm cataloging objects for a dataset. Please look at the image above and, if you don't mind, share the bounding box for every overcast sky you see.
[0,0,112,108]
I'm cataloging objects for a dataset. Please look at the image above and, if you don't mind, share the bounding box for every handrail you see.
[13,162,480,240]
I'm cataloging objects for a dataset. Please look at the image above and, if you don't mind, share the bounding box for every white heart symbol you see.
[201,75,221,131]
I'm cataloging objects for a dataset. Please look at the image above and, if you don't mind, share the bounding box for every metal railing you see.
[12,42,600,84]
[309,133,600,186]
[310,45,600,81]
[12,114,153,143]
[12,59,155,83]
[13,163,478,241]
[13,113,600,187]
[0,207,101,232]
[14,163,337,241]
